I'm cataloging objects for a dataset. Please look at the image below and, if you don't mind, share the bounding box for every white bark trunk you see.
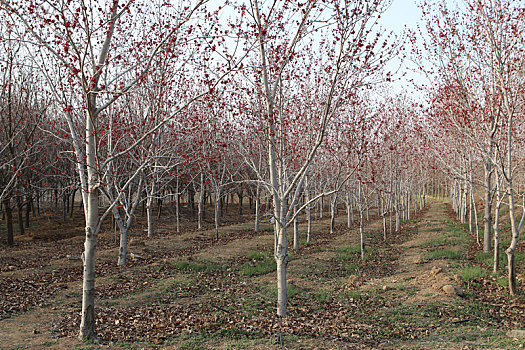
[254,187,260,232]
[293,203,299,250]
[146,182,155,238]
[198,173,204,230]
[360,211,365,260]
[79,108,99,340]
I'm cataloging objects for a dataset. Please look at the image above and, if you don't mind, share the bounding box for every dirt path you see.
[361,202,461,304]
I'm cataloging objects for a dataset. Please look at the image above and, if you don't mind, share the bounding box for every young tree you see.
[423,0,525,294]
[0,0,223,339]
[242,0,399,317]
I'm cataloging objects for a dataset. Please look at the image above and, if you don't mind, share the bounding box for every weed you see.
[171,332,210,350]
[459,266,489,281]
[241,250,276,276]
[496,276,509,288]
[335,244,361,261]
[342,289,361,301]
[347,263,360,273]
[240,260,276,276]
[298,239,311,246]
[425,249,464,260]
[246,250,270,260]
[41,341,58,347]
[263,283,304,300]
[312,289,333,303]
[418,237,448,248]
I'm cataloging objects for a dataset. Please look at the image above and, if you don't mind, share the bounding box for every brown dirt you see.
[358,203,461,305]
[1,201,522,349]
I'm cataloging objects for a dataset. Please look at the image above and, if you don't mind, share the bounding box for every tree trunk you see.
[493,199,500,274]
[176,193,180,233]
[79,107,100,340]
[146,197,154,238]
[3,199,14,246]
[346,192,352,228]
[293,203,299,250]
[25,196,31,228]
[275,223,288,317]
[305,178,311,243]
[175,176,180,233]
[483,166,492,252]
[214,190,221,241]
[238,190,243,215]
[505,114,519,295]
[395,204,400,232]
[146,182,155,238]
[117,223,128,266]
[389,207,393,234]
[17,196,24,235]
[157,197,163,219]
[473,191,479,245]
[198,174,205,230]
[382,198,387,241]
[330,194,336,234]
[254,187,260,232]
[70,188,77,218]
[360,211,365,260]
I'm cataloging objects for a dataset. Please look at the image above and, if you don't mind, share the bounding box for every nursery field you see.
[1,202,525,349]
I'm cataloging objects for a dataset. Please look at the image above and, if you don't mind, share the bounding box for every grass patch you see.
[263,282,304,300]
[459,266,489,281]
[171,259,224,273]
[417,236,448,248]
[335,244,361,261]
[246,251,270,260]
[311,289,333,303]
[475,251,504,270]
[240,260,276,276]
[425,249,464,260]
[347,263,360,273]
[174,332,211,350]
[340,289,362,301]
[298,239,311,246]
[241,250,276,276]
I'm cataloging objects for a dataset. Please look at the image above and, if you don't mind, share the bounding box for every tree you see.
[423,0,525,294]
[0,0,221,339]
[243,0,399,317]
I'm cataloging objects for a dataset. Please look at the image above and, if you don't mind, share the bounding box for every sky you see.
[380,0,428,95]
[382,0,421,33]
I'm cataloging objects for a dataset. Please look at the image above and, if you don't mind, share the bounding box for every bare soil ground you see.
[1,202,524,349]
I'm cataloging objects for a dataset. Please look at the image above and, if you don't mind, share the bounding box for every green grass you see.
[311,289,333,303]
[459,266,490,281]
[425,249,464,260]
[340,289,362,301]
[335,244,361,261]
[263,282,304,300]
[240,260,276,276]
[298,238,312,246]
[246,251,270,260]
[171,259,224,273]
[417,236,448,248]
[175,332,211,350]
[241,250,276,276]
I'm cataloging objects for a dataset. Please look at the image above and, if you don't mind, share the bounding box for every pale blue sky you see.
[382,0,421,33]
[381,0,426,94]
